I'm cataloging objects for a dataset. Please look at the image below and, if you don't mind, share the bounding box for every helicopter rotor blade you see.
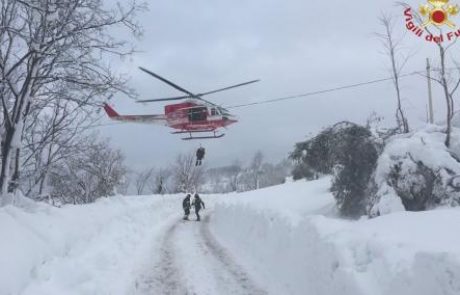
[136,96,219,105]
[138,67,259,113]
[139,67,197,97]
[136,97,191,103]
[136,80,260,103]
[196,80,260,97]
[136,96,231,116]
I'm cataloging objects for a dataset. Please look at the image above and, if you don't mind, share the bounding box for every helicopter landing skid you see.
[171,129,215,134]
[181,132,225,140]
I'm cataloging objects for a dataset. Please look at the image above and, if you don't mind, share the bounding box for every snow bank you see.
[217,177,336,225]
[375,126,460,182]
[211,178,460,295]
[0,195,180,295]
[372,126,460,214]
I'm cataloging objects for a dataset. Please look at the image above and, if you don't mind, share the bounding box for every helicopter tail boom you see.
[103,103,167,125]
[104,103,119,118]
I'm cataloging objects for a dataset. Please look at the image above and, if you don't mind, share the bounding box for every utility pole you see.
[426,58,434,124]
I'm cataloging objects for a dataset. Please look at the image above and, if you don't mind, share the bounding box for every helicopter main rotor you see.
[136,67,259,111]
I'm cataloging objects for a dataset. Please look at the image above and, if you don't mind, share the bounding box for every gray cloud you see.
[102,0,451,170]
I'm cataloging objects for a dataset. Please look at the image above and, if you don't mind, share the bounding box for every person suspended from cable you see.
[196,145,206,166]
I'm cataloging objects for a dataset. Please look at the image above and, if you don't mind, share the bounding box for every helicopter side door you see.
[188,106,208,122]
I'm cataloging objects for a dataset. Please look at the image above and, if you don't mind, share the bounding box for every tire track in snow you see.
[138,220,190,295]
[139,213,267,295]
[198,214,268,295]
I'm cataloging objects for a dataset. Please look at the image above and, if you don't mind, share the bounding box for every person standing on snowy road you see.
[192,193,205,221]
[183,194,192,220]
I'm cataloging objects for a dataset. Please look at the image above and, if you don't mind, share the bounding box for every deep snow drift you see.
[0,195,182,295]
[211,178,460,295]
[1,178,460,295]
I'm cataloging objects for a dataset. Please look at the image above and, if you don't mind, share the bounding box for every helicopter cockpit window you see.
[211,108,218,116]
[188,107,207,122]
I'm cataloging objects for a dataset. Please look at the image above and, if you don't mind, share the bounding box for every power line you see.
[225,71,422,109]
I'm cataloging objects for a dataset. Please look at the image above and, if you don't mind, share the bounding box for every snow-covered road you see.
[1,194,270,295]
[2,178,460,295]
[137,211,267,295]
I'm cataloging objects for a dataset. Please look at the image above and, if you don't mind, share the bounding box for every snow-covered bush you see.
[388,160,440,211]
[292,122,380,218]
[290,127,338,177]
[329,123,379,218]
[371,127,460,215]
[331,136,379,217]
[291,162,316,181]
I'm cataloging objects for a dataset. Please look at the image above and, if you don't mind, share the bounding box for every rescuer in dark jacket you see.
[182,194,191,220]
[196,147,205,166]
[192,193,205,221]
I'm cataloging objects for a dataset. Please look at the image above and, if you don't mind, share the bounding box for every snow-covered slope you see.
[0,195,182,295]
[211,178,460,295]
[1,179,460,295]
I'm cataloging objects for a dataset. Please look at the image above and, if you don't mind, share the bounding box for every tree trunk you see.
[381,15,410,133]
[0,62,37,198]
[0,127,14,196]
[9,148,21,193]
[439,45,453,147]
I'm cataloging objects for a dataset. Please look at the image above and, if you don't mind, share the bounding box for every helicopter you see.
[103,67,259,140]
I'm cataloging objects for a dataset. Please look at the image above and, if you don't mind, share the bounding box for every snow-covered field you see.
[1,178,460,295]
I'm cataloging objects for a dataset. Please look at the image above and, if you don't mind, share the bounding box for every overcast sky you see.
[100,0,452,171]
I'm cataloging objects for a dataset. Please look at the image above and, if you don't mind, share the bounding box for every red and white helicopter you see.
[103,67,259,140]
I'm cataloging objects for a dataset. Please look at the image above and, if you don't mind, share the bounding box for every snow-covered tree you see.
[246,151,264,190]
[48,134,127,204]
[151,168,171,194]
[0,0,142,202]
[172,152,204,193]
[292,122,380,218]
[225,154,289,193]
[20,98,97,198]
[227,161,242,192]
[330,125,379,218]
[259,160,291,188]
[135,168,155,195]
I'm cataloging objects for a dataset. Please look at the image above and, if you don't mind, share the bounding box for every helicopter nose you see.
[223,115,238,125]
